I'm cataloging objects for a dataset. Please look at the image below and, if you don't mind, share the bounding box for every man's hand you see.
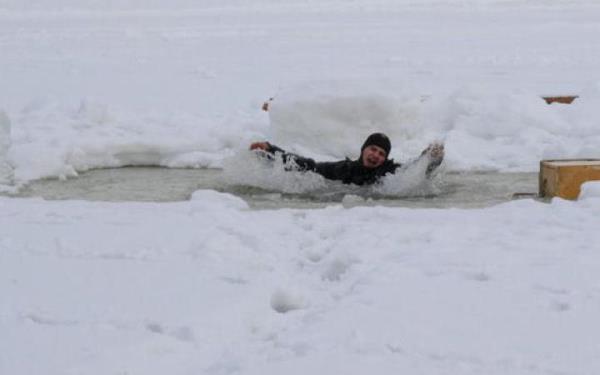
[423,142,444,162]
[250,142,269,151]
[423,142,444,176]
[428,143,444,160]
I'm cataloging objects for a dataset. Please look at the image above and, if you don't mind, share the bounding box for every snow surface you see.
[2,1,600,374]
[2,195,600,374]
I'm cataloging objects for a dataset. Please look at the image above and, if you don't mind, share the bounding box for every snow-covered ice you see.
[2,1,600,374]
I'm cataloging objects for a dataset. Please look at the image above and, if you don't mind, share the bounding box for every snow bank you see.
[269,82,600,172]
[6,82,599,183]
[7,99,266,182]
[268,81,425,160]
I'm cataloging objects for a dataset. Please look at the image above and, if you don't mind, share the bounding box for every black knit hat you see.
[361,133,391,157]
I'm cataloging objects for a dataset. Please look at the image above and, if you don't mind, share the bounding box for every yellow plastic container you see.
[539,159,600,200]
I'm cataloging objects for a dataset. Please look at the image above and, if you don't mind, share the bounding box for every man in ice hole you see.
[250,132,444,186]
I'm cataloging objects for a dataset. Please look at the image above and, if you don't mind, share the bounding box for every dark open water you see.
[5,167,540,209]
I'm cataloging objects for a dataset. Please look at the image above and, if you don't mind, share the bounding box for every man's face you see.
[361,145,387,168]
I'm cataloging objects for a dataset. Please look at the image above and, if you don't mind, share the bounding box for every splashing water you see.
[221,151,328,194]
[221,150,443,199]
[374,154,443,197]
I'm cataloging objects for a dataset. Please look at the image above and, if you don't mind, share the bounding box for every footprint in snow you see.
[322,256,356,282]
[463,271,491,282]
[145,322,195,342]
[549,301,571,312]
[270,289,306,314]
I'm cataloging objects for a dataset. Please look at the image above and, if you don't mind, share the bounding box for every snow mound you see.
[268,81,424,160]
[8,99,263,182]
[578,181,600,200]
[270,289,307,314]
[190,189,249,210]
[6,83,600,182]
[268,82,600,172]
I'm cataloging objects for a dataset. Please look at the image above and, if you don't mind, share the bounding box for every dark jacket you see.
[263,143,441,186]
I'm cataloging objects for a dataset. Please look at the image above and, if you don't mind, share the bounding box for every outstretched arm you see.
[420,142,445,175]
[249,141,317,171]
